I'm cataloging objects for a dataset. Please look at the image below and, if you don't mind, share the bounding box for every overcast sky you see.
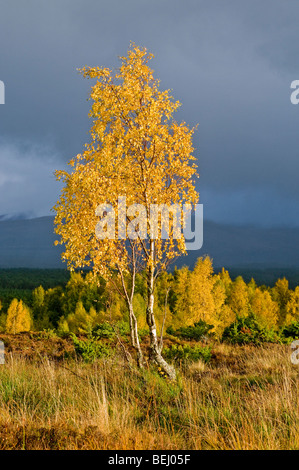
[0,0,299,227]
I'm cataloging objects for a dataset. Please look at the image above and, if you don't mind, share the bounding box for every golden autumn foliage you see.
[66,301,100,334]
[186,257,219,325]
[6,298,31,334]
[217,268,233,296]
[211,280,235,336]
[172,257,233,337]
[53,44,199,379]
[271,278,291,325]
[285,286,299,325]
[53,43,198,277]
[172,266,191,328]
[250,287,279,328]
[227,276,250,318]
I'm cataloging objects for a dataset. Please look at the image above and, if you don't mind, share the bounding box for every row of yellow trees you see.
[1,256,298,339]
[170,257,290,336]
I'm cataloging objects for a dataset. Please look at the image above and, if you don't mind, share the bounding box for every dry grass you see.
[0,342,298,449]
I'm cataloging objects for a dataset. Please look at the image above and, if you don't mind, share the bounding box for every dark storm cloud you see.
[0,0,299,225]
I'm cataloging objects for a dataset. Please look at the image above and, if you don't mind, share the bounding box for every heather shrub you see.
[92,321,115,339]
[166,320,214,341]
[280,320,299,342]
[70,333,112,363]
[222,314,280,345]
[163,343,212,363]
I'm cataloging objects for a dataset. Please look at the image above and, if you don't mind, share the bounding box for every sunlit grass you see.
[0,343,298,449]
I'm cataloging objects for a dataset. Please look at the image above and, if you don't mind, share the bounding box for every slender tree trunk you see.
[146,241,176,380]
[118,264,145,369]
[158,287,170,354]
[128,302,145,369]
[128,308,136,348]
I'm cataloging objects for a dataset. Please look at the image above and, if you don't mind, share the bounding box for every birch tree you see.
[54,44,198,379]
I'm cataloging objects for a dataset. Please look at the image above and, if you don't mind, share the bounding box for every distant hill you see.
[1,216,299,281]
[179,220,299,270]
[0,216,64,269]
